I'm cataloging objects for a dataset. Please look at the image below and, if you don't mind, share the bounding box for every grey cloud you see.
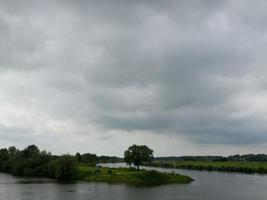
[0,124,34,142]
[1,0,267,155]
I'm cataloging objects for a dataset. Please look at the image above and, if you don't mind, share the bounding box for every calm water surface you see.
[0,163,266,200]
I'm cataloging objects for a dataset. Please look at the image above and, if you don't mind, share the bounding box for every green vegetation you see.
[74,144,192,186]
[124,145,153,169]
[144,160,267,174]
[48,155,78,180]
[0,144,193,186]
[75,153,122,164]
[155,154,267,162]
[76,164,193,186]
[0,145,77,180]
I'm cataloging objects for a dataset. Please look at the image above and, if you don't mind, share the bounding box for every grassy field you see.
[144,161,267,174]
[76,164,193,186]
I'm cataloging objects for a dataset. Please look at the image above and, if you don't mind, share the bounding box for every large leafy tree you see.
[124,145,153,169]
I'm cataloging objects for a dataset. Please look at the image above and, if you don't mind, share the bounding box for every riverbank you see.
[76,164,193,186]
[143,161,267,174]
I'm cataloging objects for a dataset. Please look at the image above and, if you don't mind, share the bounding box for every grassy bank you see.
[144,161,267,174]
[76,164,193,186]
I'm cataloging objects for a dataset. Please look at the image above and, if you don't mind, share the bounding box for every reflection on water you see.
[0,163,266,200]
[0,175,55,185]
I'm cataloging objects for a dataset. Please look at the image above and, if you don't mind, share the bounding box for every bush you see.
[145,170,161,177]
[52,155,78,180]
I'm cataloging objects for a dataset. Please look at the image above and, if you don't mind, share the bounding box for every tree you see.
[81,153,98,164]
[124,145,153,169]
[8,146,17,157]
[0,148,9,162]
[0,145,79,180]
[124,150,132,167]
[0,148,9,170]
[75,153,82,162]
[52,155,78,180]
[22,145,39,158]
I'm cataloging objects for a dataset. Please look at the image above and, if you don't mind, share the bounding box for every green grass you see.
[144,161,267,174]
[76,164,193,186]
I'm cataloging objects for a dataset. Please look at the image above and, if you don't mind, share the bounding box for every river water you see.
[0,163,266,200]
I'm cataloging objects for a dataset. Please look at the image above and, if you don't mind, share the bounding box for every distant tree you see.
[75,153,82,162]
[98,156,122,163]
[81,153,98,164]
[0,148,9,170]
[0,148,9,162]
[8,146,17,157]
[124,145,153,169]
[22,145,39,158]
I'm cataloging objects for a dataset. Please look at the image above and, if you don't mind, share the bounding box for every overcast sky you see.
[1,0,267,156]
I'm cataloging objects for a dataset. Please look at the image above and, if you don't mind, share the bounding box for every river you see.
[0,163,266,200]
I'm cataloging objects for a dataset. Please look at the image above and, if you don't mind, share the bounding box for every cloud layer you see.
[1,0,267,155]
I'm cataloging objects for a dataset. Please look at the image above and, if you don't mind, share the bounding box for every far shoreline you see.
[143,161,267,175]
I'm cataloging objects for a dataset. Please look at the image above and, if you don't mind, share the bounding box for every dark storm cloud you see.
[1,0,267,153]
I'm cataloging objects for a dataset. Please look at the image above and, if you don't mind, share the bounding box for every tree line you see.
[155,154,267,162]
[0,144,122,180]
[0,145,77,180]
[75,153,122,164]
